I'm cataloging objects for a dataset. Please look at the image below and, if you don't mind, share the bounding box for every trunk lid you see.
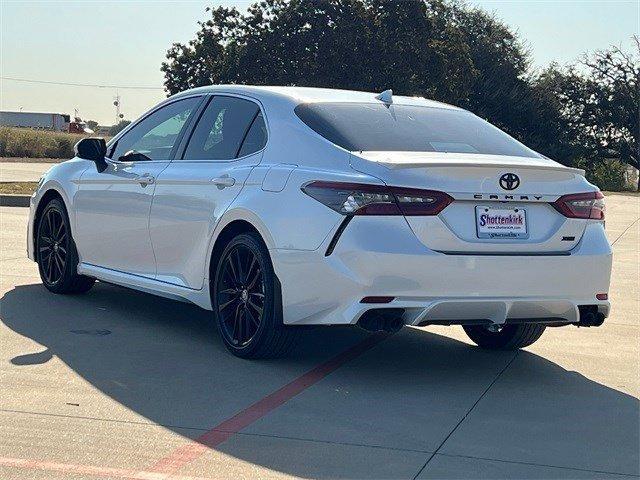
[350,151,595,254]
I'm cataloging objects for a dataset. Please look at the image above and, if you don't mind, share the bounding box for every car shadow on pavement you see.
[1,282,639,478]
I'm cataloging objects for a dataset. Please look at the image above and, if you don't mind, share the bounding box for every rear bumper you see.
[272,217,612,326]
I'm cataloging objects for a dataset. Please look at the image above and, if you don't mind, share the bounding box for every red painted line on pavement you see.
[0,456,211,480]
[149,333,388,475]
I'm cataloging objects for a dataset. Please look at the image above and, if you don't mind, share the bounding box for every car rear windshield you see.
[295,102,540,158]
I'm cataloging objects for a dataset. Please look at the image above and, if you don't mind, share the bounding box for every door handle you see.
[136,173,155,187]
[211,176,236,188]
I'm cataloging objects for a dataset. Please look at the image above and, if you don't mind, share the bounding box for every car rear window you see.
[295,102,540,158]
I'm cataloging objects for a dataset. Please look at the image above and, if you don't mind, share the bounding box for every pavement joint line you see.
[611,217,640,246]
[0,456,213,480]
[434,452,640,478]
[147,332,391,475]
[411,350,520,480]
[0,408,212,433]
[0,422,638,480]
[0,408,434,455]
[229,430,434,454]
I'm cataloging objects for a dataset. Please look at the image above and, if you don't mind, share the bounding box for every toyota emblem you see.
[499,173,520,190]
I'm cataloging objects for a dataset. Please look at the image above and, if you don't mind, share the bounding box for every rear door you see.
[149,95,267,289]
[74,96,202,277]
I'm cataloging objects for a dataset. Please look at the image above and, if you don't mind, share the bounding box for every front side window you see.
[183,96,261,160]
[111,97,200,161]
[295,102,540,158]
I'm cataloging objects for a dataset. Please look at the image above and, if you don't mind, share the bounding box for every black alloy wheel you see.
[36,198,95,294]
[212,232,300,359]
[38,206,68,286]
[216,243,265,347]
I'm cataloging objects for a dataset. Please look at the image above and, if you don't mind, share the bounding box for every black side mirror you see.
[75,138,108,173]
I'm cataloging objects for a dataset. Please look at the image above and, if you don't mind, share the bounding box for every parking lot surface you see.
[0,193,638,479]
[0,162,54,182]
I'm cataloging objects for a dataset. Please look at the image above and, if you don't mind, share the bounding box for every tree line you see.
[162,0,639,190]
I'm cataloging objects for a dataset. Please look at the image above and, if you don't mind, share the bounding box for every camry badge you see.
[499,173,520,190]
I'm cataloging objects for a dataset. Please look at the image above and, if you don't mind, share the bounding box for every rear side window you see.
[238,113,267,157]
[295,103,540,158]
[183,96,261,160]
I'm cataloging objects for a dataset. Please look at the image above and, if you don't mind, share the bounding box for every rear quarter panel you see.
[228,98,379,252]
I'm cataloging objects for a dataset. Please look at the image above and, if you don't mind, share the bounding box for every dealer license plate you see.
[475,206,528,239]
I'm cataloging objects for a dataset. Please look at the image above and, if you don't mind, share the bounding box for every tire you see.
[463,323,546,350]
[36,198,95,294]
[212,232,300,359]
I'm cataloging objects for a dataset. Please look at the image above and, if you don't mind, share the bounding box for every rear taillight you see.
[301,181,453,216]
[391,187,453,216]
[552,191,605,220]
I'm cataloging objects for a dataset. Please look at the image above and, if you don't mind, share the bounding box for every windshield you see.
[295,102,540,158]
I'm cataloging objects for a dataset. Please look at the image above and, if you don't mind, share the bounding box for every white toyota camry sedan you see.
[27,85,612,358]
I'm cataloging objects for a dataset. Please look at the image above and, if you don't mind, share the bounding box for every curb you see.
[0,194,31,207]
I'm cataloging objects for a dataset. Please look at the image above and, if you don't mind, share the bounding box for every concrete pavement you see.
[0,193,638,479]
[0,162,55,182]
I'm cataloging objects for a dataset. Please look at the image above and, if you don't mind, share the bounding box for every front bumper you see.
[271,216,612,326]
[26,194,37,261]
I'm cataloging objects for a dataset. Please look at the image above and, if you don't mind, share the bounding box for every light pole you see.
[113,95,122,124]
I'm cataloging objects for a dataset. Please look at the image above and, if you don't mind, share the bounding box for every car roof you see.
[172,85,460,110]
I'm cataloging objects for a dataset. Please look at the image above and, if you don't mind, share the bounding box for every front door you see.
[150,95,268,289]
[74,96,202,277]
